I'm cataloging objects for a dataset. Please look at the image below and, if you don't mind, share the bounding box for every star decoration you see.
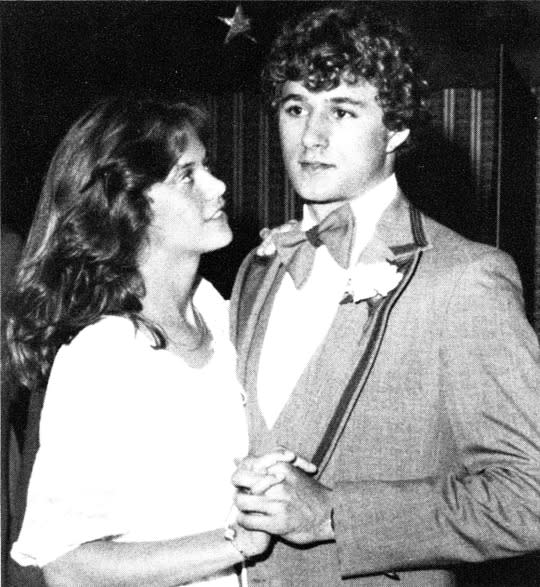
[218,4,256,44]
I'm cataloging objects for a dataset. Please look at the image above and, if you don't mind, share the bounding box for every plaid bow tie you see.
[272,203,356,288]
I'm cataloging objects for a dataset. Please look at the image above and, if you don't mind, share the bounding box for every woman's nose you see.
[203,170,226,201]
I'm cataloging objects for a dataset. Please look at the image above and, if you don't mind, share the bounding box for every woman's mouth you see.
[206,209,227,221]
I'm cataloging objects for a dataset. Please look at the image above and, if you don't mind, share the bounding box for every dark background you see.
[2,3,540,585]
[2,0,540,237]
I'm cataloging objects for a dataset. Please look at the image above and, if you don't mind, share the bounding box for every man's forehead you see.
[280,79,378,102]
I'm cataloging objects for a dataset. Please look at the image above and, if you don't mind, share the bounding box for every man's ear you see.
[386,128,410,153]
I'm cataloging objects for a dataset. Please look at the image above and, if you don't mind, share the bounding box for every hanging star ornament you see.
[218,4,256,44]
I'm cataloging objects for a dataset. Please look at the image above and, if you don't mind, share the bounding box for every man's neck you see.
[304,174,398,227]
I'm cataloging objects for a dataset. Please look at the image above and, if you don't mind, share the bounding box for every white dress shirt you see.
[257,174,399,428]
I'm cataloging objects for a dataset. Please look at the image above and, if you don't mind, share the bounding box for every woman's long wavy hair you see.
[264,4,431,139]
[5,96,208,393]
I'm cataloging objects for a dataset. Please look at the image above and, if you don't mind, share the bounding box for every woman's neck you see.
[139,250,201,326]
[139,250,215,368]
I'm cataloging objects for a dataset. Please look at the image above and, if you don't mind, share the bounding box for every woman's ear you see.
[386,128,410,153]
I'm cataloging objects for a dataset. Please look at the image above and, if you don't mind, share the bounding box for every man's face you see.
[278,79,401,206]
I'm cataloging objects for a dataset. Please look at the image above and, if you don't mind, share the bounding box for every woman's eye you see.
[178,170,194,184]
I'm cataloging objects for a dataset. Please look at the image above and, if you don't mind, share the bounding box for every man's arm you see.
[234,250,540,576]
[331,251,540,576]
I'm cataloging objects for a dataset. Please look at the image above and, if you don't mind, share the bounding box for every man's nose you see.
[301,113,329,150]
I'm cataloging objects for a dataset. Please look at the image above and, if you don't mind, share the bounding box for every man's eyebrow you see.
[279,93,305,104]
[279,94,366,107]
[329,97,365,106]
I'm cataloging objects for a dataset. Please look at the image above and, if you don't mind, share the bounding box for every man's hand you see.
[234,448,317,495]
[232,461,334,545]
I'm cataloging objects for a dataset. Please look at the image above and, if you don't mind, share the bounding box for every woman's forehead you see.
[172,129,206,167]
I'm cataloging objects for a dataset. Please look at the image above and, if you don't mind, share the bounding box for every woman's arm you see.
[43,525,266,587]
[43,448,313,586]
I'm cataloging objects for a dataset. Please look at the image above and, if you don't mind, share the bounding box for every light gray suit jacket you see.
[230,196,540,586]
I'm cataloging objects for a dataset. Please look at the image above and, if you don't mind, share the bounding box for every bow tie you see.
[272,203,356,288]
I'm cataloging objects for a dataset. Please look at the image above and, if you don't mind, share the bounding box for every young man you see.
[230,5,540,586]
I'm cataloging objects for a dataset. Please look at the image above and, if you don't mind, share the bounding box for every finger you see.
[265,461,294,479]
[235,491,283,515]
[264,462,316,488]
[264,447,317,474]
[251,472,285,495]
[250,450,297,473]
[234,454,275,474]
[236,510,287,535]
[259,227,271,239]
[290,455,317,474]
[236,512,274,533]
[234,455,257,469]
[232,468,268,491]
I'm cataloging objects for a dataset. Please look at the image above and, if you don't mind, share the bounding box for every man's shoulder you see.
[234,247,279,291]
[421,213,515,271]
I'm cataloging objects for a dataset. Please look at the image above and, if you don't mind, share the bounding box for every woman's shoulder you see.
[194,278,227,305]
[193,278,229,331]
[59,315,141,359]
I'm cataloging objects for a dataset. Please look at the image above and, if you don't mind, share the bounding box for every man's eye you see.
[284,104,304,117]
[334,108,355,119]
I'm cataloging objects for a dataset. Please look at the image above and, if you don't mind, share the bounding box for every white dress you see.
[11,279,248,586]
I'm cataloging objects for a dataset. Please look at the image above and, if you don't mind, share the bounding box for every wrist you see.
[319,507,335,541]
[317,487,335,542]
[224,525,250,562]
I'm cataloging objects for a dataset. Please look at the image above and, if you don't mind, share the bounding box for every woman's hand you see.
[227,523,271,559]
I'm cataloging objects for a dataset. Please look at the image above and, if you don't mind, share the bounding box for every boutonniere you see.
[342,260,403,304]
[256,221,299,257]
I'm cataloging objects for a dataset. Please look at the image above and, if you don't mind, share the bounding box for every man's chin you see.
[299,193,350,206]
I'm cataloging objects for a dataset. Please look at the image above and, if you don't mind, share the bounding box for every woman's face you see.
[146,128,232,257]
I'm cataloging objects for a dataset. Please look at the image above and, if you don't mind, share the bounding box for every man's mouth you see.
[299,161,334,171]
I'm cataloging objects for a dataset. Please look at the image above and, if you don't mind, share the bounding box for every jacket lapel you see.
[231,250,286,394]
[311,198,432,475]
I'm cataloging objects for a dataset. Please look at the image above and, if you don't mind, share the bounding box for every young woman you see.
[6,97,307,586]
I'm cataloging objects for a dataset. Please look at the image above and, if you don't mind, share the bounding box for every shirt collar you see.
[301,173,399,236]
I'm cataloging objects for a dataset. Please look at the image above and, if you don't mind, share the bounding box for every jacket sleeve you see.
[332,250,540,577]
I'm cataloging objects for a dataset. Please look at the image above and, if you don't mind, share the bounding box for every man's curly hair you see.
[264,4,430,134]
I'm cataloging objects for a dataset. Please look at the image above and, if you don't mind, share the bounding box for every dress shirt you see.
[257,174,399,429]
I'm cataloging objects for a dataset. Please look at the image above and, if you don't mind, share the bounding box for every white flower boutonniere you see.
[344,261,403,303]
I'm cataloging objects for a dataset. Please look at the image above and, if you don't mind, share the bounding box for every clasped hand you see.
[232,448,334,545]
